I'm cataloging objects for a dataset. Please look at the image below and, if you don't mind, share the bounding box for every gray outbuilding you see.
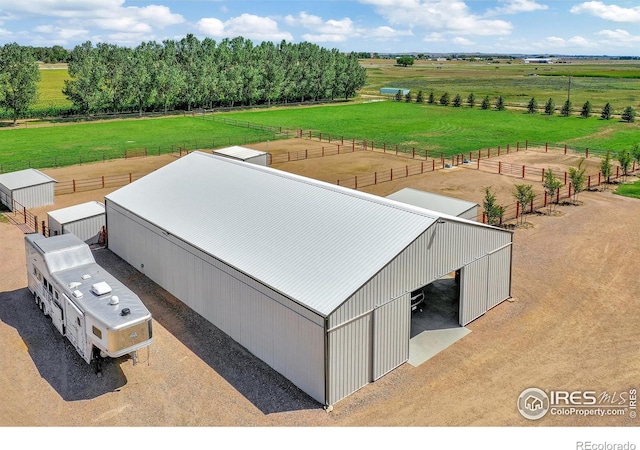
[0,169,56,211]
[104,150,513,406]
[386,187,479,220]
[213,146,269,166]
[47,201,106,244]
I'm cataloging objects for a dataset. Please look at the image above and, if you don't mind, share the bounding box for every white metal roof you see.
[386,188,478,217]
[0,169,57,191]
[107,151,447,316]
[213,146,267,161]
[47,201,105,225]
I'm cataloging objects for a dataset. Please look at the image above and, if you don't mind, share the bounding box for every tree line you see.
[0,36,367,122]
[395,88,636,122]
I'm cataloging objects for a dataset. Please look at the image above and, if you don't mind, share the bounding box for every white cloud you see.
[452,36,475,45]
[359,0,513,36]
[369,26,413,39]
[570,1,640,23]
[542,35,591,48]
[489,0,548,15]
[423,32,446,43]
[197,14,293,41]
[596,28,640,44]
[285,12,361,43]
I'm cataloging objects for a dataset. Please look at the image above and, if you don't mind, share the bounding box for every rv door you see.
[63,294,87,360]
[50,298,65,335]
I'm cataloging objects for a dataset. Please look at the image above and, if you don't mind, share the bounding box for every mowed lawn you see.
[0,116,278,172]
[221,101,639,156]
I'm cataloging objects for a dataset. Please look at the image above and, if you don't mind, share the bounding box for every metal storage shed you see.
[104,150,513,406]
[47,201,106,244]
[0,169,56,211]
[213,146,269,166]
[380,87,410,96]
[386,188,479,220]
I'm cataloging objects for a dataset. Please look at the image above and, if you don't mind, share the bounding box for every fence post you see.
[383,143,386,153]
[355,176,358,189]
[564,144,567,155]
[129,173,132,184]
[545,142,548,152]
[395,144,398,155]
[564,172,567,185]
[598,172,601,185]
[432,160,435,171]
[517,142,519,152]
[102,176,105,189]
[477,155,480,170]
[499,161,502,174]
[516,202,520,219]
[421,161,424,173]
[541,168,545,182]
[413,148,415,158]
[588,175,591,189]
[23,207,27,224]
[498,146,500,156]
[530,198,534,213]
[526,140,528,150]
[488,147,491,158]
[586,148,589,158]
[374,172,377,184]
[544,192,548,208]
[73,179,76,192]
[390,168,393,181]
[522,165,525,178]
[556,189,560,204]
[482,212,486,224]
[406,166,408,177]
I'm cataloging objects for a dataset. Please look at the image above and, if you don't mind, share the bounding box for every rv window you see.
[33,267,36,276]
[48,284,53,294]
[77,318,81,326]
[37,271,42,282]
[55,291,59,300]
[44,279,48,288]
[92,326,102,339]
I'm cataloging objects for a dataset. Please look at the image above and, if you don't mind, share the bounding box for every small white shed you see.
[0,169,57,211]
[386,188,479,220]
[47,201,106,244]
[213,146,269,166]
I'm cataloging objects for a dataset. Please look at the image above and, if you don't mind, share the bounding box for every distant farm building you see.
[104,150,513,406]
[380,87,410,96]
[47,201,106,245]
[523,58,554,64]
[0,169,56,211]
[386,188,479,221]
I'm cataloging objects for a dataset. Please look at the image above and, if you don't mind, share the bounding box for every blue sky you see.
[0,1,639,55]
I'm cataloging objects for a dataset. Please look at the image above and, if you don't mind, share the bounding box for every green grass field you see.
[35,68,73,109]
[221,101,639,155]
[0,116,280,172]
[362,59,640,111]
[0,59,637,172]
[614,180,640,199]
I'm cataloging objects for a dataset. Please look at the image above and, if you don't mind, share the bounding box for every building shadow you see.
[93,247,321,415]
[0,287,128,401]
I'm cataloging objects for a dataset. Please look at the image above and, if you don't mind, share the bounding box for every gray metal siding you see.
[59,216,105,244]
[327,313,372,405]
[0,185,11,210]
[487,245,512,311]
[13,184,54,209]
[106,200,326,404]
[460,257,489,325]
[373,293,410,380]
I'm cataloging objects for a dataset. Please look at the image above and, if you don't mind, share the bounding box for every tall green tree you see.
[580,100,592,118]
[155,40,186,113]
[600,151,613,188]
[542,168,562,212]
[527,97,537,114]
[427,91,435,104]
[617,150,632,181]
[631,143,640,169]
[467,92,475,108]
[439,92,450,106]
[481,95,490,110]
[568,159,587,203]
[601,102,613,120]
[512,184,535,225]
[452,93,462,107]
[495,96,505,111]
[621,106,636,123]
[483,187,504,226]
[0,43,40,124]
[544,98,555,115]
[561,99,572,117]
[416,90,424,103]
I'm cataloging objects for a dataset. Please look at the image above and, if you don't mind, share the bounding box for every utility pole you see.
[567,75,572,102]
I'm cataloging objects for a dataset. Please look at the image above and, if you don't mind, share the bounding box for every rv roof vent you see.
[91,281,112,296]
[120,308,131,316]
[81,274,91,280]
[72,290,83,299]
[109,295,119,305]
[68,281,81,289]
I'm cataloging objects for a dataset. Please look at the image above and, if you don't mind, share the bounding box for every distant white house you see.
[523,58,554,64]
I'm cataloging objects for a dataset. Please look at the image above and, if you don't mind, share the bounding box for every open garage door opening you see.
[408,270,470,367]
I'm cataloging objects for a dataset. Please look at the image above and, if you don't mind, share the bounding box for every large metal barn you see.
[0,169,56,211]
[104,149,513,406]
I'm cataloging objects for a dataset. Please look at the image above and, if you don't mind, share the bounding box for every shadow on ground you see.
[93,247,320,415]
[0,287,128,401]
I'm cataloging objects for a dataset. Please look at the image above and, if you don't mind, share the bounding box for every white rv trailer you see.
[25,232,153,372]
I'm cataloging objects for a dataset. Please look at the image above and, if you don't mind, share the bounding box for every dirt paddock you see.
[1,137,639,431]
